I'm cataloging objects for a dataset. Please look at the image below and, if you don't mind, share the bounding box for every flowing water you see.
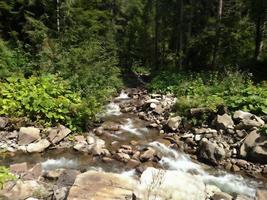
[0,90,266,199]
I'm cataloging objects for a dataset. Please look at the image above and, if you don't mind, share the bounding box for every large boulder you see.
[240,130,267,164]
[0,180,46,200]
[26,139,50,153]
[198,139,225,165]
[212,114,234,130]
[167,116,182,130]
[134,167,206,200]
[48,125,71,145]
[18,127,40,145]
[67,171,136,200]
[234,111,265,130]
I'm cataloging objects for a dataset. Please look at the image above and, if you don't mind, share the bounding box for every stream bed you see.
[0,90,266,199]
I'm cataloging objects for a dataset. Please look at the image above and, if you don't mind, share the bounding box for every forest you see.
[0,0,266,130]
[1,1,267,200]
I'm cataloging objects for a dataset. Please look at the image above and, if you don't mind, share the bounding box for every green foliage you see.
[0,74,91,130]
[149,70,267,115]
[0,40,28,78]
[0,166,16,188]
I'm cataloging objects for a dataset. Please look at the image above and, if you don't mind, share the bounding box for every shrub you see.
[149,70,267,115]
[0,166,16,188]
[0,40,28,78]
[0,74,92,130]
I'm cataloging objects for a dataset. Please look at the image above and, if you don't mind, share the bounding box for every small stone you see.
[140,148,155,162]
[167,116,182,130]
[194,135,202,142]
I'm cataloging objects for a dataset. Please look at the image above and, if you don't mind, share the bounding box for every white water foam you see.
[103,102,121,116]
[148,141,257,198]
[120,118,148,136]
[115,91,130,100]
[41,158,78,171]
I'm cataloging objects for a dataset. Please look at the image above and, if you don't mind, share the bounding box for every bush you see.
[0,40,28,78]
[54,40,122,107]
[0,74,92,130]
[0,166,16,188]
[149,70,267,115]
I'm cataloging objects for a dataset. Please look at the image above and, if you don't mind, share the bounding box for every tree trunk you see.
[154,0,159,70]
[56,0,60,33]
[254,16,265,60]
[178,0,184,70]
[211,0,223,68]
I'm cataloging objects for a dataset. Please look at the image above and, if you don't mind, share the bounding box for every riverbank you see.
[0,88,267,200]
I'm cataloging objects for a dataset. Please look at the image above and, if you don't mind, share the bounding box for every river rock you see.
[114,152,131,162]
[0,180,45,200]
[167,116,182,130]
[101,121,120,131]
[234,111,265,124]
[211,192,232,200]
[48,125,71,144]
[57,169,81,188]
[67,171,136,200]
[212,114,234,130]
[198,139,225,165]
[240,130,267,164]
[0,117,8,129]
[23,163,42,180]
[255,189,267,200]
[26,139,50,153]
[10,162,28,175]
[18,127,41,145]
[53,186,69,200]
[134,167,206,200]
[140,147,156,162]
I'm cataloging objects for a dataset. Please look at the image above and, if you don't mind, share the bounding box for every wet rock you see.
[0,180,45,200]
[211,192,232,200]
[198,139,225,165]
[101,121,120,131]
[126,159,141,169]
[205,185,221,198]
[140,147,155,162]
[102,157,115,163]
[26,139,50,153]
[10,162,28,175]
[134,167,206,200]
[212,114,234,130]
[167,116,182,131]
[57,169,80,188]
[18,127,41,145]
[67,171,136,200]
[53,186,68,200]
[255,189,267,200]
[48,125,71,145]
